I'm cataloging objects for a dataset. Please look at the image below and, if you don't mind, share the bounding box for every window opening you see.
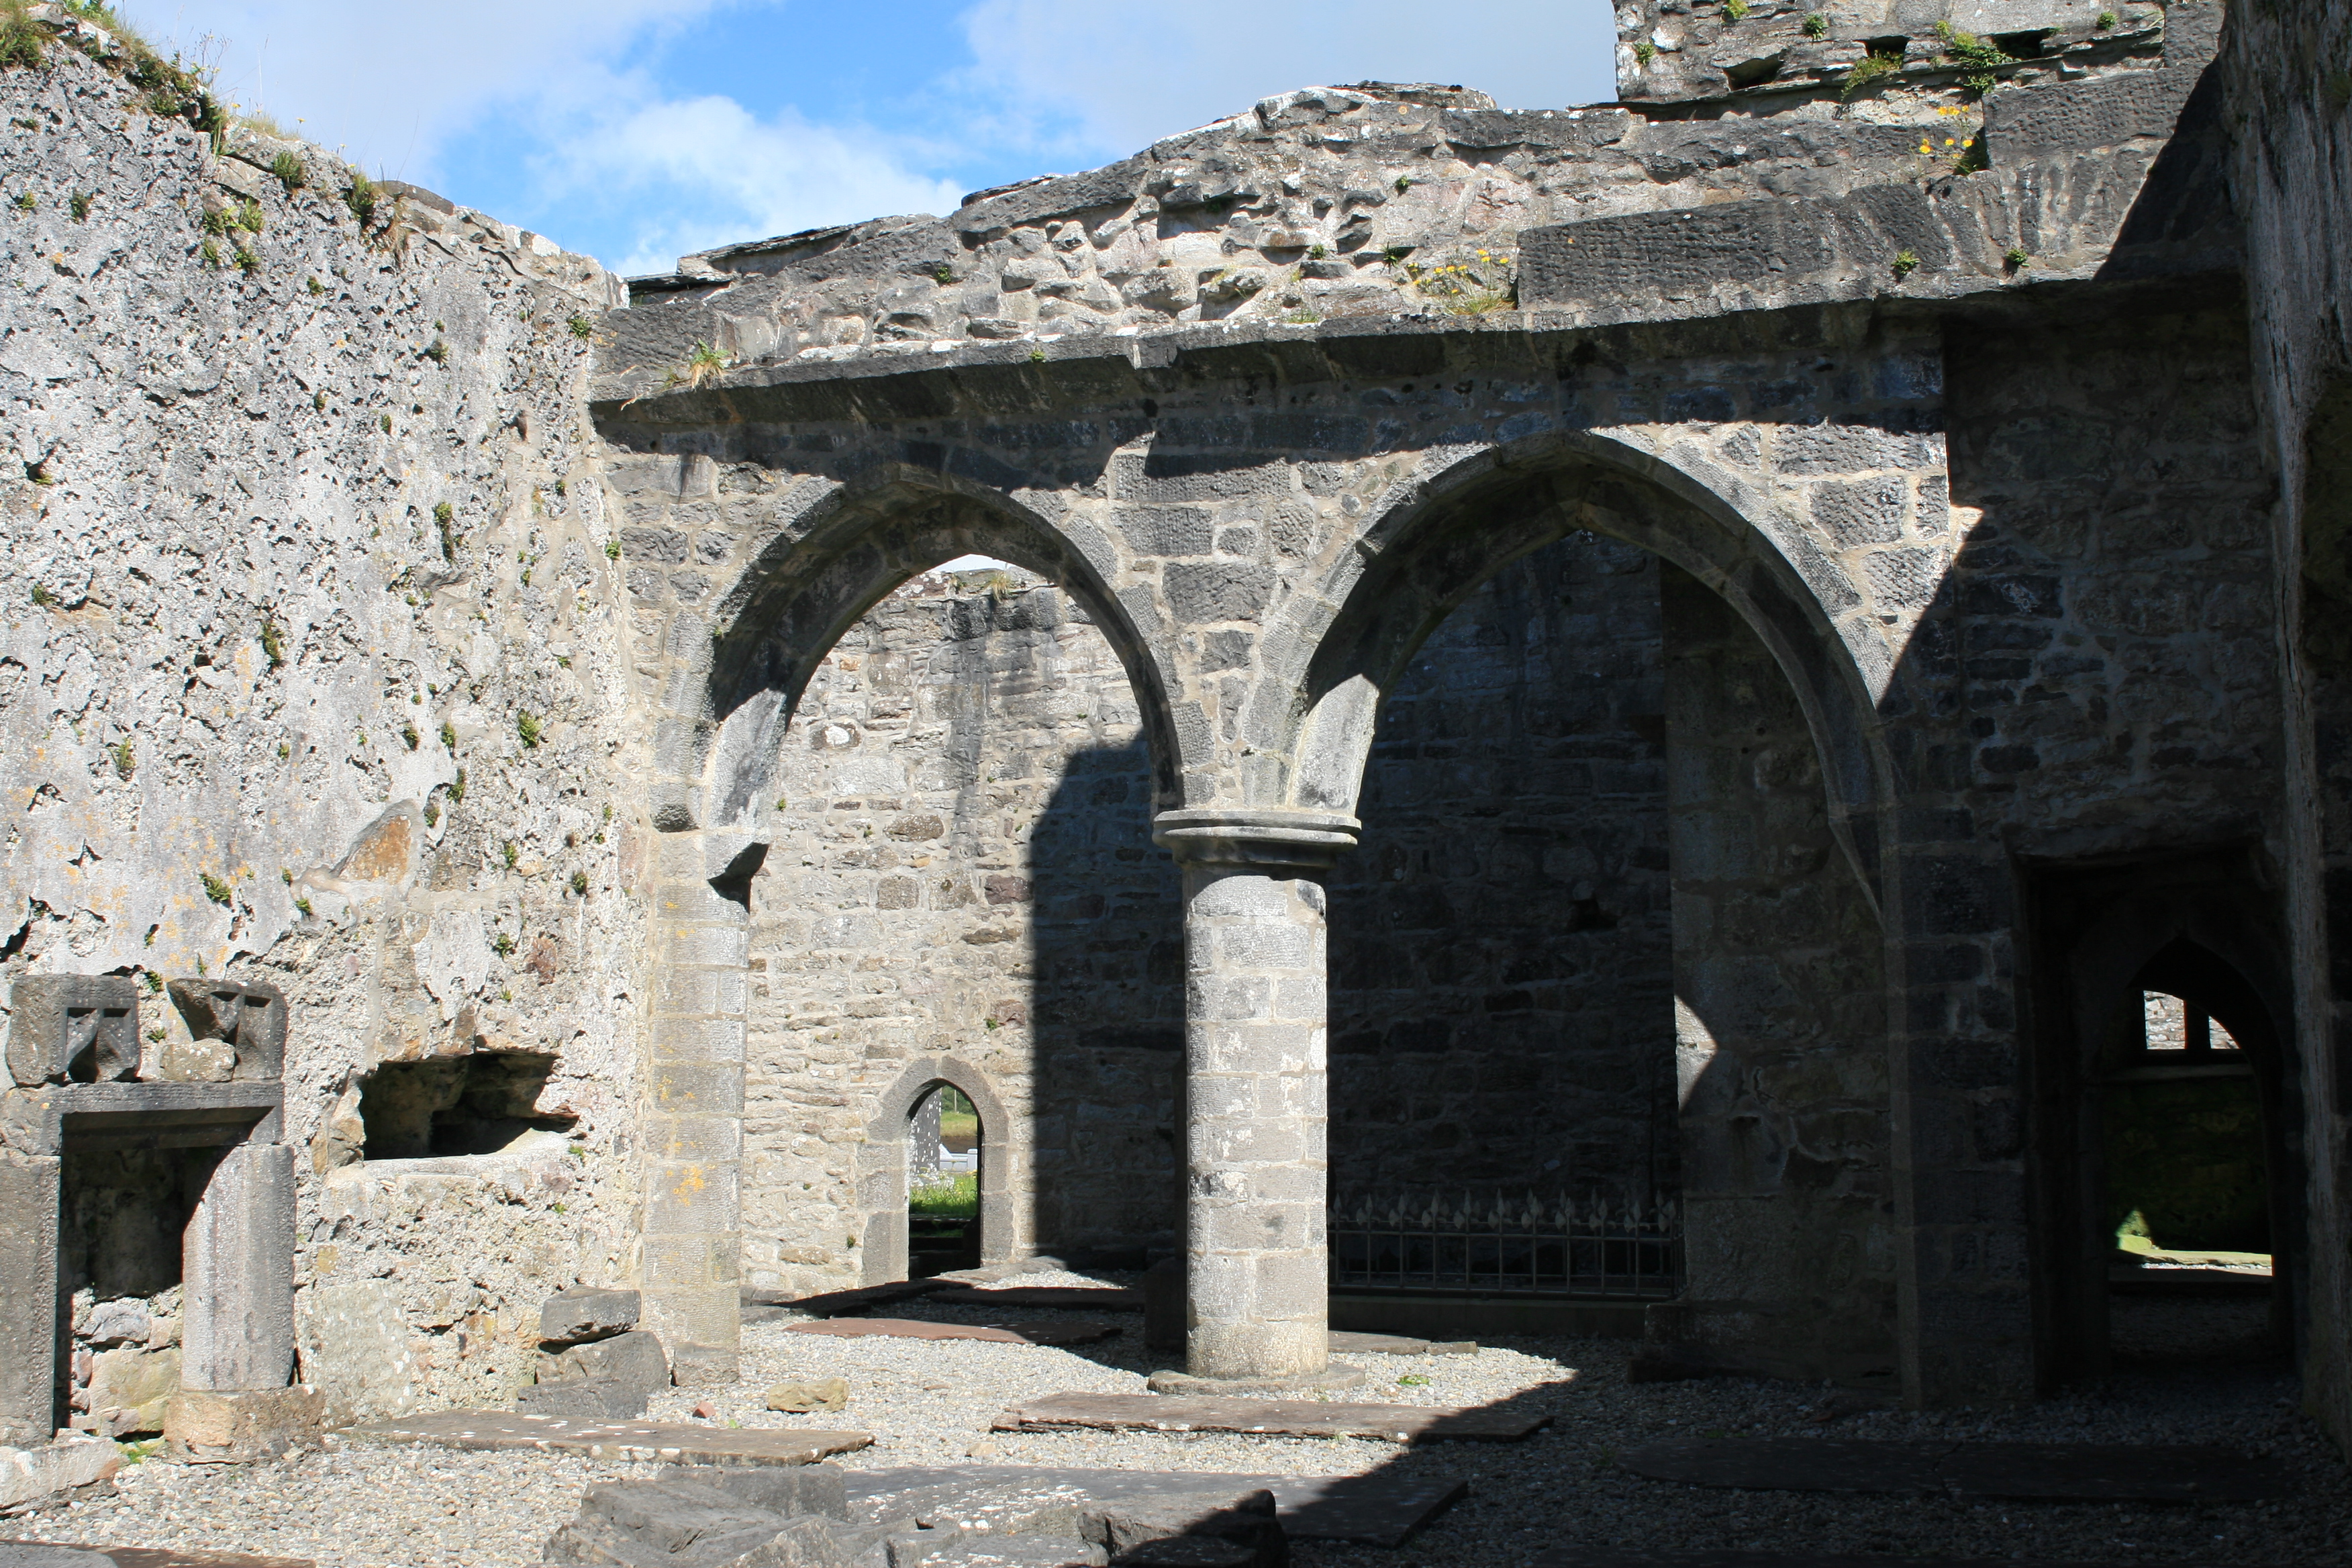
[356,1052,575,1160]
[2104,986,2273,1364]
[908,1083,981,1278]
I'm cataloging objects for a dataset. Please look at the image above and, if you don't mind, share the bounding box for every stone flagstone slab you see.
[1532,1553,2208,1568]
[787,1318,1122,1346]
[995,1393,1548,1443]
[928,1287,1146,1312]
[1328,1330,1477,1356]
[764,1281,946,1318]
[336,1410,871,1467]
[840,1466,1465,1548]
[1620,1438,2290,1502]
[1,1548,313,1568]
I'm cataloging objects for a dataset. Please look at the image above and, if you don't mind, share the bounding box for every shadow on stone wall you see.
[1026,734,1184,1259]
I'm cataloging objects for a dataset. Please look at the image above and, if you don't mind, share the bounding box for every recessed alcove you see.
[356,1051,575,1161]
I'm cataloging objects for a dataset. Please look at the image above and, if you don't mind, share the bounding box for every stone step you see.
[788,1318,1121,1346]
[335,1410,871,1467]
[993,1393,1549,1443]
[1619,1437,2291,1502]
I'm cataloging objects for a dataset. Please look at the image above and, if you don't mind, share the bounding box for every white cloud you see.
[123,0,728,179]
[543,95,969,277]
[955,0,1618,158]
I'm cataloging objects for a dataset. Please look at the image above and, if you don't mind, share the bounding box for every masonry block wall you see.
[743,573,1179,1291]
[1328,533,1676,1197]
[0,48,642,1424]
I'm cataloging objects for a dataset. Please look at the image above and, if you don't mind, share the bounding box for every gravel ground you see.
[13,1273,2350,1567]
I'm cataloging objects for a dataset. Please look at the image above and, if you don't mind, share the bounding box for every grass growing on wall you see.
[910,1172,978,1218]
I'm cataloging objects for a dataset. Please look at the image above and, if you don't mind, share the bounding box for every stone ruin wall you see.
[599,3,2183,387]
[744,536,1687,1295]
[0,42,650,1426]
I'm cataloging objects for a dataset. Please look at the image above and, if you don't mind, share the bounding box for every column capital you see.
[1152,808,1361,874]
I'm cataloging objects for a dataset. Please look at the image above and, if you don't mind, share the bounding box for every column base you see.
[1145,1365,1367,1397]
[163,1387,326,1463]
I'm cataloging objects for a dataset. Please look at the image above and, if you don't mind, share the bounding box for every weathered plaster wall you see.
[0,46,644,1422]
[742,573,1177,1295]
[1328,532,1676,1197]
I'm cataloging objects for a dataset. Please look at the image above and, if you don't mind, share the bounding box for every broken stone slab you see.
[161,1389,324,1465]
[1618,1438,2292,1502]
[544,1466,873,1567]
[767,1378,850,1414]
[927,1289,1145,1312]
[516,1375,648,1420]
[994,1393,1550,1444]
[538,1328,670,1394]
[843,1468,1465,1549]
[6,977,139,1087]
[0,1547,313,1568]
[339,1410,872,1467]
[841,1468,1281,1567]
[1327,1331,1475,1357]
[538,1287,641,1346]
[0,1442,121,1511]
[889,1535,1104,1567]
[787,1319,1120,1347]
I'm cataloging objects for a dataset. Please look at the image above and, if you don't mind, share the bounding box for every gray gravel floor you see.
[12,1274,2349,1566]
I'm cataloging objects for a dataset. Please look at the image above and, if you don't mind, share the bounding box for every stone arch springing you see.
[1273,432,1895,912]
[856,1057,1015,1286]
[692,473,1190,836]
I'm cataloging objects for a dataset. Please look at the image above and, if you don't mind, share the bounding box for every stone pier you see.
[1153,809,1359,1389]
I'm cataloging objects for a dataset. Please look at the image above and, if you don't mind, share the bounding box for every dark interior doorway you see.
[908,1083,982,1278]
[2025,850,2300,1388]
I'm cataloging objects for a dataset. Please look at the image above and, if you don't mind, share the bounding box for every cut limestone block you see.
[768,1378,850,1413]
[1328,1331,1476,1356]
[1618,1438,2292,1502]
[339,1410,871,1467]
[516,1376,648,1420]
[0,1440,122,1510]
[538,1328,669,1395]
[843,1468,1465,1549]
[788,1318,1120,1347]
[995,1393,1549,1443]
[7,977,138,1087]
[162,1388,325,1464]
[538,1287,640,1346]
[927,1289,1146,1312]
[543,1469,878,1567]
[163,980,286,1083]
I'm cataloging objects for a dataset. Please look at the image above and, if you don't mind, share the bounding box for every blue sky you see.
[125,1,1617,276]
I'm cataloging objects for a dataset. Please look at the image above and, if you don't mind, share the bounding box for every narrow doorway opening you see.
[908,1083,981,1278]
[57,1145,222,1436]
[2102,976,2277,1365]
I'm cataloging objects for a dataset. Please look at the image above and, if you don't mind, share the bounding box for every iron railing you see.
[1329,1187,1683,1298]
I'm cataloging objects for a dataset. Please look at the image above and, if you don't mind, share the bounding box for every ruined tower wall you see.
[0,47,643,1422]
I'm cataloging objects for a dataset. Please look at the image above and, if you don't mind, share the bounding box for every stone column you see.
[182,1141,296,1390]
[1149,808,1361,1393]
[641,831,760,1385]
[0,1149,60,1444]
